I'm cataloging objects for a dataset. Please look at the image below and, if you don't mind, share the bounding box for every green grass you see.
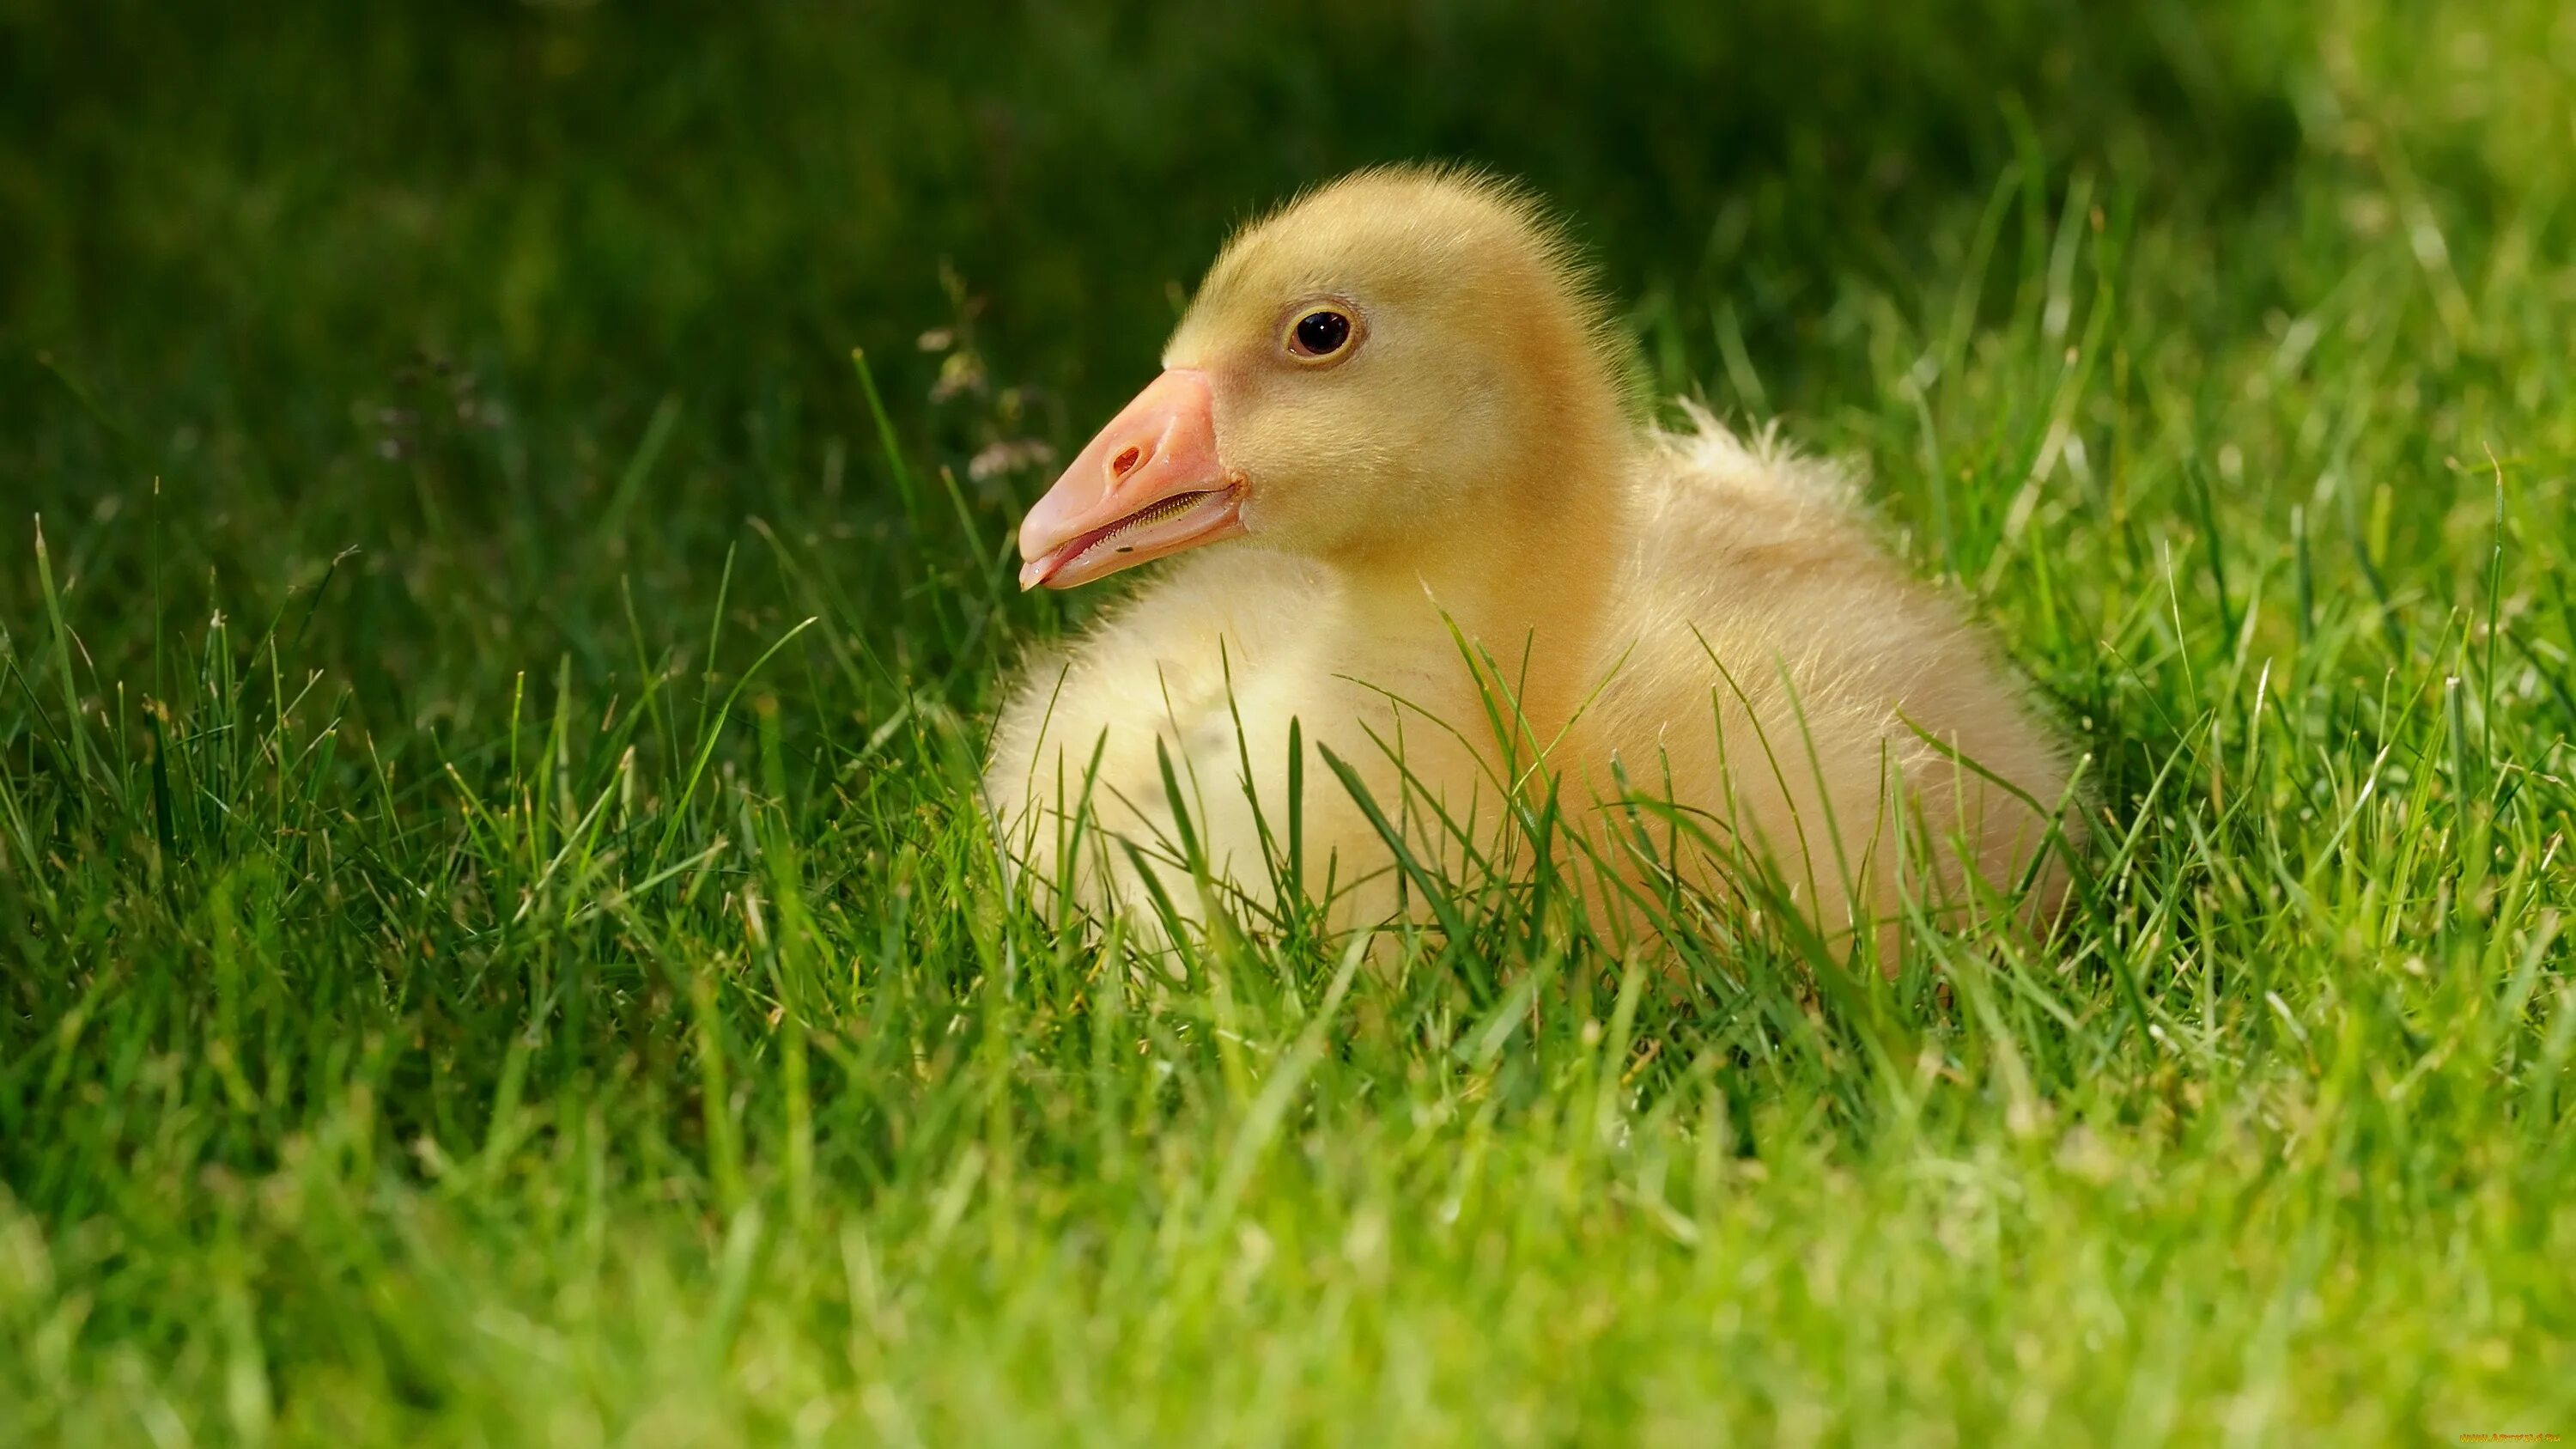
[5,0,2573,1442]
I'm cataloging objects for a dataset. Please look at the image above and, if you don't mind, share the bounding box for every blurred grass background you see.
[4,0,2314,691]
[4,0,2574,1443]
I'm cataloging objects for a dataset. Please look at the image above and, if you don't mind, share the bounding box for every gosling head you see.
[1018,166,1638,590]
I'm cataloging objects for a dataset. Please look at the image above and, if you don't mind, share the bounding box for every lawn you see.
[4,0,2573,1442]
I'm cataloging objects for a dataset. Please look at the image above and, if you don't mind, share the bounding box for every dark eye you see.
[1289,307,1353,360]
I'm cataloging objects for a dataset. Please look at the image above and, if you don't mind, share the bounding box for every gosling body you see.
[986,167,2081,953]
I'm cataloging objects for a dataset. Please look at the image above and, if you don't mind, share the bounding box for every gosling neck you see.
[1330,438,1636,752]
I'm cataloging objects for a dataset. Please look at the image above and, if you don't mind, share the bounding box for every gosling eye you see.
[1286,306,1356,362]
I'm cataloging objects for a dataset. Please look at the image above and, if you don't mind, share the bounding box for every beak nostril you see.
[1111,444,1145,479]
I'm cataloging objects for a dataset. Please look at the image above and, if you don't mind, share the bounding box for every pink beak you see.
[1017,368,1247,590]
